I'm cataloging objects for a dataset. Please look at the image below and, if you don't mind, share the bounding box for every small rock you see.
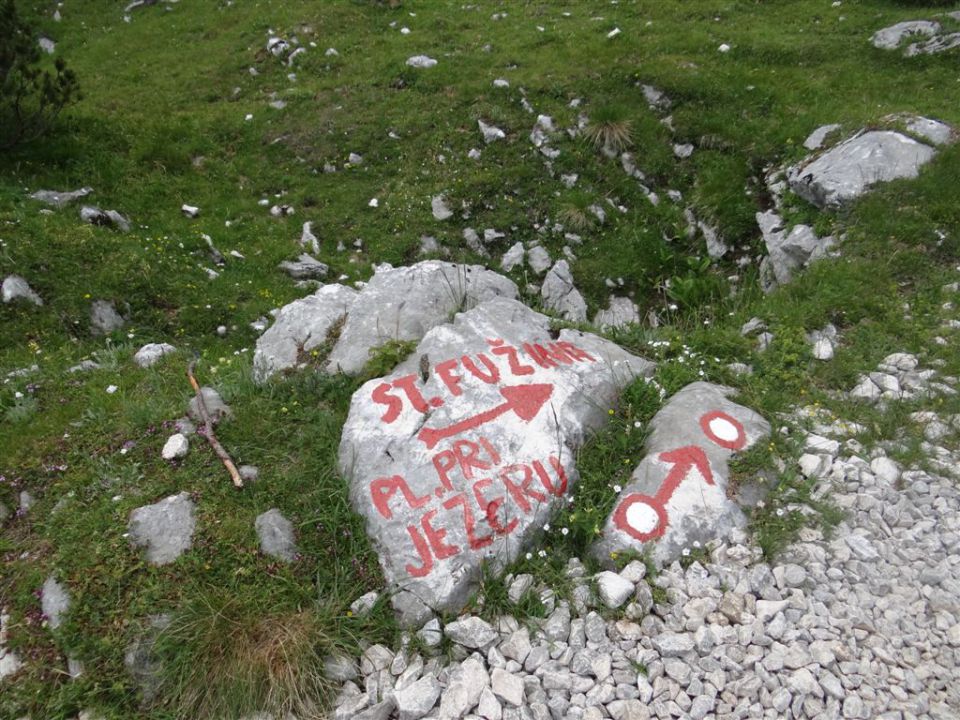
[255,508,298,562]
[596,571,634,609]
[90,300,124,335]
[394,673,441,720]
[134,343,176,368]
[491,667,525,707]
[161,433,189,460]
[431,195,453,221]
[1,275,43,306]
[41,577,71,630]
[445,616,497,649]
[128,493,196,565]
[479,120,506,144]
[279,253,329,280]
[350,591,379,617]
[652,632,694,657]
[406,55,437,69]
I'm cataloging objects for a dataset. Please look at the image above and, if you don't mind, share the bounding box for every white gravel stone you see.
[596,571,634,609]
[491,667,525,706]
[445,617,497,649]
[394,673,440,720]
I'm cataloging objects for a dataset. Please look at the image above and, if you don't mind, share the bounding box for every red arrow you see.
[654,446,715,503]
[418,384,553,449]
[612,445,715,543]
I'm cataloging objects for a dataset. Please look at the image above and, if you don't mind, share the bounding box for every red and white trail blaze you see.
[612,410,747,543]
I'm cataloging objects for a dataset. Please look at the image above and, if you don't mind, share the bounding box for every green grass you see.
[3,0,960,717]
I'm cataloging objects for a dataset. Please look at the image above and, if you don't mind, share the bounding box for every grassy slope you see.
[2,1,960,718]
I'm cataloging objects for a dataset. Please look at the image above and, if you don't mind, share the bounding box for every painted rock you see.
[595,382,770,567]
[339,297,654,623]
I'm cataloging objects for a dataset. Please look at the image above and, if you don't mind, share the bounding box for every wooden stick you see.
[187,359,243,488]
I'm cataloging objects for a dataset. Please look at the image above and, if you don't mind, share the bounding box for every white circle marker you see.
[708,416,740,444]
[625,500,661,535]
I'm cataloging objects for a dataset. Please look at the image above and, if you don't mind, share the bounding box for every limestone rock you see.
[596,571,634,609]
[527,246,552,275]
[339,297,653,617]
[406,55,438,68]
[445,616,497,649]
[41,577,70,630]
[90,300,124,335]
[395,672,441,720]
[491,666,525,706]
[905,115,953,146]
[127,493,196,565]
[501,242,525,272]
[803,124,841,151]
[479,120,506,144]
[161,433,189,460]
[1,275,42,306]
[187,386,231,424]
[253,284,358,382]
[596,382,770,566]
[29,187,93,209]
[431,195,453,221]
[299,221,320,254]
[594,297,640,330]
[255,508,298,562]
[787,130,937,209]
[325,262,517,376]
[757,211,835,291]
[439,657,489,718]
[0,611,23,679]
[871,20,940,50]
[134,343,176,368]
[80,205,131,231]
[278,253,328,280]
[541,260,587,322]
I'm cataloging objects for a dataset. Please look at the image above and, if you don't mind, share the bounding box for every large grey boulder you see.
[29,187,93,209]
[2,275,43,306]
[339,297,653,620]
[253,284,358,382]
[757,210,835,291]
[871,20,940,50]
[787,130,937,209]
[325,262,517,376]
[541,260,587,323]
[90,300,124,335]
[127,492,196,565]
[255,508,298,562]
[871,19,960,56]
[595,382,769,566]
[41,576,71,630]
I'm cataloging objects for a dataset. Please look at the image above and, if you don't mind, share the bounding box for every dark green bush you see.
[0,0,79,149]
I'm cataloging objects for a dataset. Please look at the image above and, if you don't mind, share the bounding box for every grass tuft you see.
[155,594,339,720]
[583,105,634,155]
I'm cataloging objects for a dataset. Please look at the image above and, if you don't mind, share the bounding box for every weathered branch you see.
[187,359,243,488]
